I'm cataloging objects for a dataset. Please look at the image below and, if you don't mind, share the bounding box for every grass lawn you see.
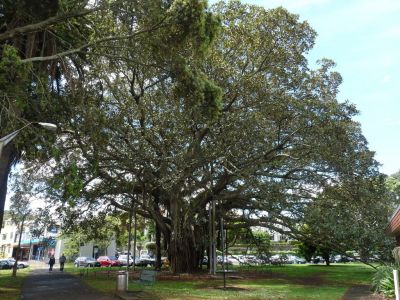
[65,263,377,300]
[0,267,33,300]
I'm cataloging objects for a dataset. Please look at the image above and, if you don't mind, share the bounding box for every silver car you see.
[74,256,101,267]
[118,255,140,266]
[7,258,29,269]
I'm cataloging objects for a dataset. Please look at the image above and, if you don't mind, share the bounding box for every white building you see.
[0,216,60,260]
[78,240,117,258]
[0,218,19,258]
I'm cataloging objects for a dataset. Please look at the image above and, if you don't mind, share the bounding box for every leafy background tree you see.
[300,175,395,266]
[9,171,33,276]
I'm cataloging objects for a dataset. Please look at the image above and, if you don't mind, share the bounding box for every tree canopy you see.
[0,0,218,233]
[3,1,392,273]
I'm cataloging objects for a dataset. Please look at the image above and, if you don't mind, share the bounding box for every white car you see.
[244,255,261,264]
[7,258,29,269]
[287,255,306,264]
[118,255,140,266]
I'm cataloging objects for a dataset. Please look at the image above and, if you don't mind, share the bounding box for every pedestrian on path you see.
[48,255,55,271]
[59,254,66,271]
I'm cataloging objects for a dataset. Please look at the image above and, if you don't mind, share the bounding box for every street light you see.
[0,122,57,157]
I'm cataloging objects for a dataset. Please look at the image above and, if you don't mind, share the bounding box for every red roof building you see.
[387,206,400,245]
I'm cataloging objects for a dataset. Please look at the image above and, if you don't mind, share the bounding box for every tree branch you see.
[0,8,99,42]
[20,19,167,63]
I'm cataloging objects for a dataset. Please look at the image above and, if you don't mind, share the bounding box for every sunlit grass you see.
[64,262,376,299]
[0,267,32,300]
[128,278,347,300]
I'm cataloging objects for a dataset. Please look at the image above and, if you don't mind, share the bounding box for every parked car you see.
[136,255,156,267]
[312,256,324,264]
[244,255,261,265]
[217,256,234,265]
[118,255,140,266]
[0,259,13,269]
[256,255,270,264]
[337,256,354,263]
[287,255,306,264]
[234,255,246,264]
[74,256,101,267]
[270,254,289,265]
[7,258,29,269]
[97,256,122,267]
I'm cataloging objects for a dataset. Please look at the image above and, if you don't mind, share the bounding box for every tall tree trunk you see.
[0,144,16,234]
[169,200,199,273]
[322,252,330,266]
[170,228,198,273]
[325,258,330,266]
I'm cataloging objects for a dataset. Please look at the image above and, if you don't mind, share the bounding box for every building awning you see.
[20,238,43,245]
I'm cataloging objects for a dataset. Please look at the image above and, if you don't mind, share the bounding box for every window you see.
[14,234,18,243]
[1,234,6,240]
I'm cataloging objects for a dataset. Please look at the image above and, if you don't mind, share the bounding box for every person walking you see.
[59,254,66,271]
[49,255,55,271]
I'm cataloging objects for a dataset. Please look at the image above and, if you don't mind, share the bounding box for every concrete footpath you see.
[21,263,117,300]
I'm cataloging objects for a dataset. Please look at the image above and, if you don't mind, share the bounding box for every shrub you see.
[372,265,396,298]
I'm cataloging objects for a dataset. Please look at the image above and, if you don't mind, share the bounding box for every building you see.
[386,206,400,244]
[0,218,18,258]
[0,216,60,261]
[78,241,117,258]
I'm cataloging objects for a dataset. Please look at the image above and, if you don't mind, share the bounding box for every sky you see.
[211,0,400,175]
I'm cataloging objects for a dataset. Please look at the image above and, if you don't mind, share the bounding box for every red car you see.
[97,256,122,267]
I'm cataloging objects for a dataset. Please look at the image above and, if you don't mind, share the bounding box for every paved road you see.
[22,267,117,300]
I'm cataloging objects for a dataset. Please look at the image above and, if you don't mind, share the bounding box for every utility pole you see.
[209,203,213,274]
[209,163,216,275]
[221,216,226,289]
[133,196,137,271]
[127,196,134,271]
[209,198,217,275]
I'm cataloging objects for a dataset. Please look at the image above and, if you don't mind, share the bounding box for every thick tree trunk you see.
[169,200,199,273]
[322,253,330,266]
[0,144,16,234]
[170,230,199,273]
